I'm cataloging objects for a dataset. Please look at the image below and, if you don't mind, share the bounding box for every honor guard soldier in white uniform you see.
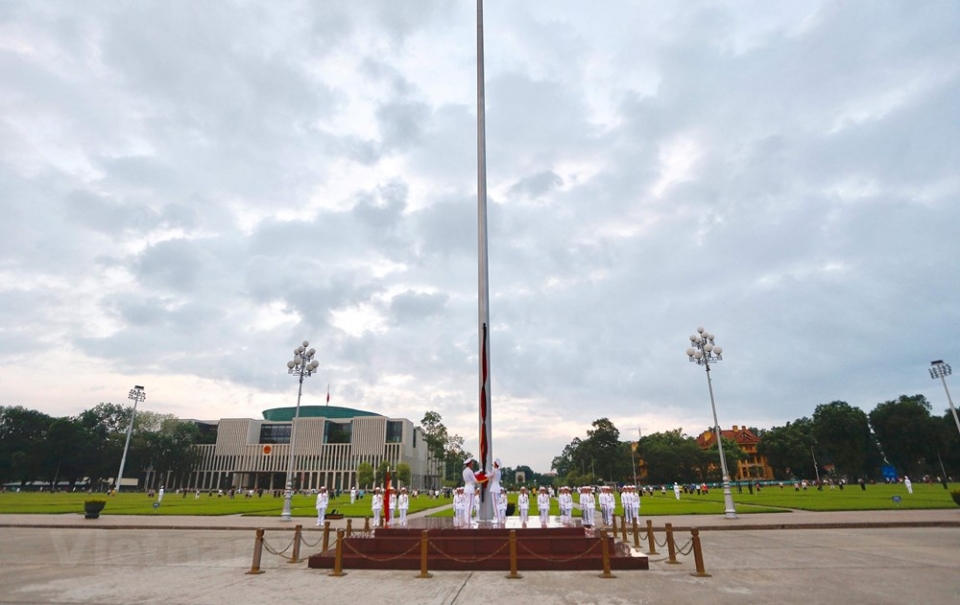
[388,490,398,525]
[536,487,551,525]
[462,458,478,523]
[599,486,614,526]
[371,487,384,527]
[622,486,634,525]
[497,489,508,525]
[579,486,596,527]
[487,458,502,519]
[453,486,467,527]
[558,486,573,523]
[398,487,410,524]
[517,487,530,525]
[629,485,640,523]
[315,486,329,526]
[350,486,357,503]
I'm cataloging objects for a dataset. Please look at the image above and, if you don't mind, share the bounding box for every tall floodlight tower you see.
[476,0,494,523]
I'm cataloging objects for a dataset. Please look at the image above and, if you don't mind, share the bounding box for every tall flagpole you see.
[476,0,494,523]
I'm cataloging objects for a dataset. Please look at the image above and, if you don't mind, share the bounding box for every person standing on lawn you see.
[517,487,530,525]
[371,487,383,527]
[537,486,550,525]
[397,487,409,524]
[315,486,329,526]
[579,486,596,527]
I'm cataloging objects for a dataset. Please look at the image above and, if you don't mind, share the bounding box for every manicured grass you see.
[613,482,958,515]
[0,490,452,518]
[3,483,956,517]
[429,483,960,517]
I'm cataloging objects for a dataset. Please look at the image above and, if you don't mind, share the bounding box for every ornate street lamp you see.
[686,327,737,519]
[115,385,145,493]
[280,340,319,521]
[929,360,960,437]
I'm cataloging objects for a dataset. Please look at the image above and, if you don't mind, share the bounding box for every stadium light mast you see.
[687,327,737,519]
[930,360,960,437]
[115,385,145,493]
[280,341,319,522]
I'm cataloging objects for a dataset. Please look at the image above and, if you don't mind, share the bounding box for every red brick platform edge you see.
[307,526,648,571]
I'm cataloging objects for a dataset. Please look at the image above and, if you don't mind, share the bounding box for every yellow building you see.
[696,425,774,481]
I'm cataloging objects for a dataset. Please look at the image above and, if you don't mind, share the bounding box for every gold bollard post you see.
[288,524,302,564]
[245,528,266,575]
[646,519,657,554]
[690,528,711,577]
[416,530,433,578]
[631,517,640,548]
[611,514,618,535]
[597,529,616,579]
[322,521,331,552]
[328,529,347,577]
[505,530,522,579]
[346,519,353,537]
[621,516,628,544]
[363,516,370,532]
[665,523,680,564]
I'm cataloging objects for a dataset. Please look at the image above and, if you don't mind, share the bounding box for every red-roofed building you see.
[697,425,773,480]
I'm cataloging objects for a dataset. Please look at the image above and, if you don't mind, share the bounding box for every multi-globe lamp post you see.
[280,341,319,522]
[686,327,737,519]
[929,360,960,437]
[115,385,145,493]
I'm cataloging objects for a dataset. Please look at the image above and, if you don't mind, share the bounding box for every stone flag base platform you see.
[307,522,648,571]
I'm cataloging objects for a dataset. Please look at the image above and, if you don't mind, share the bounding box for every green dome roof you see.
[262,405,382,421]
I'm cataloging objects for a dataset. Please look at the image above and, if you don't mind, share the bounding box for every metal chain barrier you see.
[301,532,326,549]
[428,538,509,564]
[515,537,601,563]
[341,538,422,562]
[261,535,298,560]
[676,537,695,556]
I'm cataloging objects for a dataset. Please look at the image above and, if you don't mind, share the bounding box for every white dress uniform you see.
[599,487,614,525]
[453,488,467,526]
[579,487,596,527]
[350,487,357,503]
[497,490,507,525]
[517,490,530,524]
[536,489,550,525]
[621,487,633,524]
[371,489,383,526]
[315,488,329,526]
[559,488,573,522]
[398,490,409,523]
[629,486,640,522]
[462,460,478,522]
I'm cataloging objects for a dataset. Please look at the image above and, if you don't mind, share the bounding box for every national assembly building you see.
[176,405,432,493]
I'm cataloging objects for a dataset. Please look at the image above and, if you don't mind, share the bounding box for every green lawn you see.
[2,483,956,517]
[0,491,453,518]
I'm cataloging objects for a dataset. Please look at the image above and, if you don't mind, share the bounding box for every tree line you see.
[0,403,208,490]
[548,395,960,486]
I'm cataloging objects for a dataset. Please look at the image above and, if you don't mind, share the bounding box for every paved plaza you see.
[1,510,958,605]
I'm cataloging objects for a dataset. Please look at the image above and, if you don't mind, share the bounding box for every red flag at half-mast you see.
[326,384,330,405]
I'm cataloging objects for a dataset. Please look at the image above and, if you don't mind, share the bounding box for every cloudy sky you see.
[2,1,958,473]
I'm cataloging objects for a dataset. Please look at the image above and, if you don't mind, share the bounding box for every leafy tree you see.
[639,429,709,484]
[141,419,202,487]
[356,461,374,489]
[812,401,878,478]
[758,418,816,480]
[376,460,391,487]
[580,418,633,482]
[396,462,411,487]
[551,437,583,478]
[868,394,936,477]
[701,435,748,481]
[0,406,54,486]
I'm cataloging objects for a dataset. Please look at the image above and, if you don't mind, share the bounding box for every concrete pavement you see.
[1,509,958,605]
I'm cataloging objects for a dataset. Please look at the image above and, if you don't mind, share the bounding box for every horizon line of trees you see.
[0,403,209,490]
[546,394,960,486]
